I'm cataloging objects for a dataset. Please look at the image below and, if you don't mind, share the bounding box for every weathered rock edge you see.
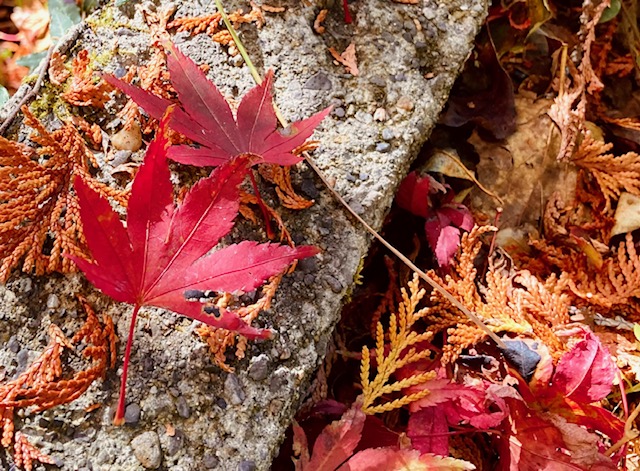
[0,1,487,470]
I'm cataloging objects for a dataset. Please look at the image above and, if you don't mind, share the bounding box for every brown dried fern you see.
[566,232,640,315]
[425,226,570,362]
[571,133,640,211]
[0,298,117,467]
[360,273,436,415]
[0,107,126,282]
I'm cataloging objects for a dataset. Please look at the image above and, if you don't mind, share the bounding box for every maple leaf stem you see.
[249,170,274,239]
[343,0,353,24]
[114,304,141,426]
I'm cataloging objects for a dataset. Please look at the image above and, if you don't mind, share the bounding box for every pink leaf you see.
[407,407,449,456]
[339,448,475,471]
[305,404,366,471]
[552,329,617,403]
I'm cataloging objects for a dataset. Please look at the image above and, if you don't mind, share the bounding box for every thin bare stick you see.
[0,45,55,136]
[438,149,503,205]
[304,157,505,348]
[218,2,506,349]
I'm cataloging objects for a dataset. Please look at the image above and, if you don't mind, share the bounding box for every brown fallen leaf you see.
[329,43,359,76]
[470,93,577,234]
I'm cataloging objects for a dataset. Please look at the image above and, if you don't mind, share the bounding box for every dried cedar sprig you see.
[0,107,125,282]
[61,50,113,108]
[197,275,282,372]
[1,298,117,467]
[425,226,570,362]
[571,133,640,212]
[360,273,436,414]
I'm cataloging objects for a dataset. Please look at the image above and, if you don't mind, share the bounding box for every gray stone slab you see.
[0,1,487,469]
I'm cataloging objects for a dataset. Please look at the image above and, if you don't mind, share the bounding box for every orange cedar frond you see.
[0,107,125,282]
[258,164,314,210]
[424,226,569,362]
[48,51,70,86]
[567,233,640,313]
[13,432,56,471]
[169,5,264,53]
[0,300,116,464]
[61,50,113,108]
[571,133,640,211]
[197,275,282,371]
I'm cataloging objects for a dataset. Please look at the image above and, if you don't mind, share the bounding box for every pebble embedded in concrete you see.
[131,431,162,469]
[224,374,245,405]
[124,403,141,424]
[176,395,191,419]
[376,142,391,153]
[247,354,269,382]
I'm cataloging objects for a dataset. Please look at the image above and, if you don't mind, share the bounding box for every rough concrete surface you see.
[0,0,487,469]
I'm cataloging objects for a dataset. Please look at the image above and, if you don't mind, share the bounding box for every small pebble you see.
[393,73,407,82]
[224,374,245,405]
[111,150,131,167]
[402,32,413,42]
[18,278,32,293]
[373,108,388,122]
[381,128,395,141]
[303,72,332,91]
[124,403,141,424]
[167,430,184,456]
[300,179,319,199]
[369,75,386,87]
[216,398,227,409]
[176,396,190,419]
[333,107,346,118]
[376,142,391,153]
[247,355,269,382]
[46,293,60,309]
[346,173,357,182]
[269,371,289,392]
[359,173,369,181]
[324,275,343,294]
[396,96,414,111]
[112,122,142,152]
[298,257,318,273]
[203,453,219,469]
[131,431,162,469]
[238,460,256,471]
[17,349,29,367]
[355,111,373,124]
[7,336,19,353]
[304,274,316,287]
[114,65,127,78]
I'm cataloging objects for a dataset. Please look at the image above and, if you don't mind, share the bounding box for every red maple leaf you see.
[293,401,475,471]
[396,171,474,267]
[104,42,331,167]
[71,113,317,425]
[521,327,625,443]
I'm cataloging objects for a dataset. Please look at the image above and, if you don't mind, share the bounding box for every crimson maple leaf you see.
[71,113,317,425]
[396,171,474,267]
[104,42,331,167]
[293,401,475,471]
